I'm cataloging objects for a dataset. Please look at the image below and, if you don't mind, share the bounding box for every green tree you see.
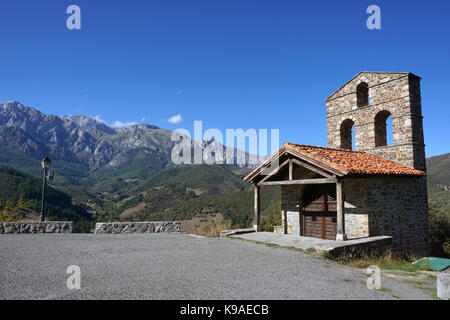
[0,194,32,222]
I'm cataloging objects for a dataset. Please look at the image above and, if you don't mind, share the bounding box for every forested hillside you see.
[93,164,280,230]
[426,153,450,257]
[0,166,94,232]
[427,153,450,186]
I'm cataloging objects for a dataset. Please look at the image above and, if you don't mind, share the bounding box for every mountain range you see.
[0,101,259,200]
[0,101,258,170]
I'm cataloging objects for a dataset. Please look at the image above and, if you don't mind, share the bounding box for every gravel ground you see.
[0,233,432,300]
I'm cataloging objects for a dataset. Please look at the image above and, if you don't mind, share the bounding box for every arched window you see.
[340,119,355,150]
[375,110,393,147]
[356,82,369,107]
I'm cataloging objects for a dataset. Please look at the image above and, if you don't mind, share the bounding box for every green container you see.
[413,257,450,271]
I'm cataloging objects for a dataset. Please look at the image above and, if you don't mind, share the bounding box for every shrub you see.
[428,202,450,257]
[0,195,32,222]
[197,219,233,237]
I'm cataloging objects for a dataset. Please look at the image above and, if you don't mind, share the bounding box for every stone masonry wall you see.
[95,221,181,234]
[326,72,426,172]
[343,176,429,256]
[344,211,369,239]
[281,185,301,235]
[0,221,73,234]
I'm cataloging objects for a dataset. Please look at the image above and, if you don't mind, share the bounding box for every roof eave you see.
[283,148,346,177]
[243,147,287,183]
[243,146,347,183]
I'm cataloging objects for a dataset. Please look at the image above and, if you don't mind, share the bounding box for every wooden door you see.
[301,185,337,240]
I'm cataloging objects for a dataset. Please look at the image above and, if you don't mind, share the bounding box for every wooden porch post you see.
[289,159,293,180]
[336,178,347,241]
[253,184,261,232]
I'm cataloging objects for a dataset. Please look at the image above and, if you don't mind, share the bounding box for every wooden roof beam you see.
[257,177,336,187]
[258,158,290,184]
[290,158,334,178]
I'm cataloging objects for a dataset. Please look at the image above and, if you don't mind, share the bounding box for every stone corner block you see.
[336,233,348,241]
[437,273,450,300]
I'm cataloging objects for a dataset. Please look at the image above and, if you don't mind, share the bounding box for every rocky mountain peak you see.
[0,101,260,170]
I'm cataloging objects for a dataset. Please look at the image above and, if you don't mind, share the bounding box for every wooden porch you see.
[246,149,348,241]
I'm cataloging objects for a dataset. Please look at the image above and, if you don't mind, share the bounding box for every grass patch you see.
[388,270,421,277]
[262,242,312,254]
[359,280,393,294]
[382,260,430,272]
[285,246,306,253]
[325,247,432,272]
[430,293,441,300]
[427,274,437,280]
[402,280,427,285]
[413,285,435,291]
[320,251,332,259]
[197,219,233,237]
[307,247,316,253]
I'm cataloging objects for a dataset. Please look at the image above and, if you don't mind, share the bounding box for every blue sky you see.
[0,0,449,157]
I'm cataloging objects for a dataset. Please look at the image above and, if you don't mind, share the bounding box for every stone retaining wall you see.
[0,221,73,234]
[95,221,181,234]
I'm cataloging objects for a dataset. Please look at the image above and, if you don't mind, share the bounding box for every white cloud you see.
[90,114,139,128]
[93,115,105,123]
[167,114,182,124]
[111,120,138,128]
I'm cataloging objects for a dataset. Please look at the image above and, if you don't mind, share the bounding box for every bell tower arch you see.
[325,72,426,171]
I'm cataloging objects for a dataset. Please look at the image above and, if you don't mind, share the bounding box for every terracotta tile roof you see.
[284,143,425,177]
[244,143,425,182]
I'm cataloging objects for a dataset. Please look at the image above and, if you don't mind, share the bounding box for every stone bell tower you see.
[325,72,426,172]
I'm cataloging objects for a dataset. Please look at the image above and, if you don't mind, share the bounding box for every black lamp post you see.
[40,156,53,222]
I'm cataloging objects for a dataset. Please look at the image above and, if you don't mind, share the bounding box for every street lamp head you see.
[41,156,51,169]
